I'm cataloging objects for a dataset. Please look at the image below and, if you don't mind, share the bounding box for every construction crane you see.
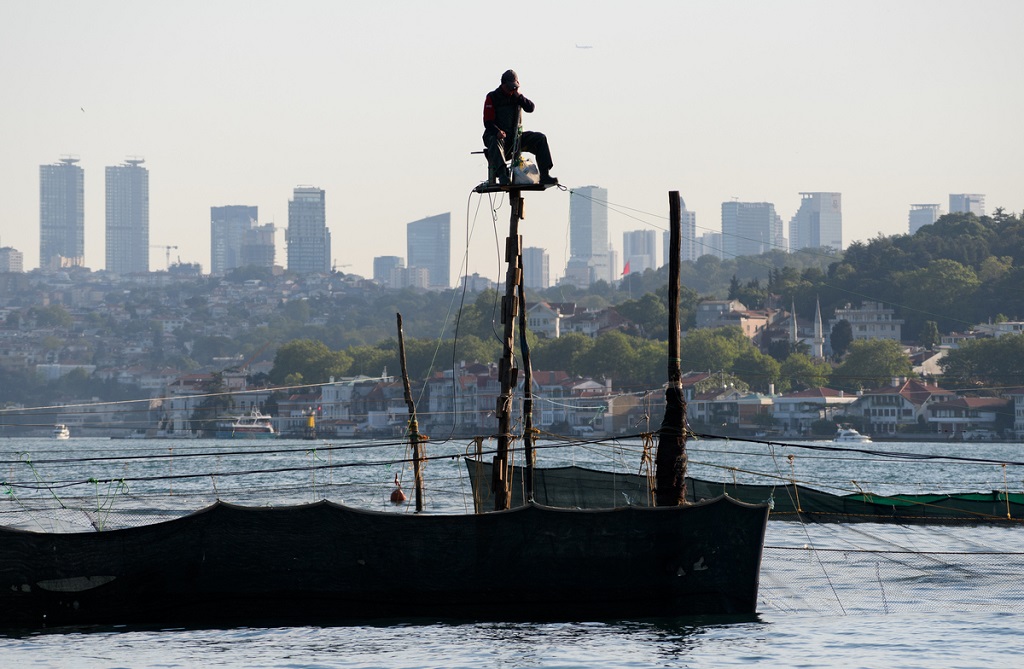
[151,245,179,269]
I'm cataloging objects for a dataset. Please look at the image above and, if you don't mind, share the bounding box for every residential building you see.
[909,204,941,234]
[695,299,779,341]
[105,158,149,274]
[563,185,610,286]
[407,213,450,289]
[772,387,858,436]
[526,302,576,339]
[852,378,955,436]
[210,205,259,275]
[39,157,85,270]
[721,201,785,258]
[662,195,699,265]
[974,321,1024,338]
[286,186,331,274]
[789,192,842,252]
[928,397,1012,439]
[1005,388,1024,439]
[0,246,24,273]
[373,256,404,287]
[827,301,903,344]
[389,266,430,289]
[949,193,985,216]
[623,229,657,275]
[242,223,276,270]
[522,246,549,289]
[695,231,725,259]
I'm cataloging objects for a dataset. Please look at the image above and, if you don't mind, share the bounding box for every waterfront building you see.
[39,157,85,270]
[105,158,149,274]
[407,213,450,289]
[286,187,331,274]
[721,201,785,258]
[789,192,842,252]
[909,204,942,234]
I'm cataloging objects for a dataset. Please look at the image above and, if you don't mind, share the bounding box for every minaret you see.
[812,297,824,359]
[790,299,798,346]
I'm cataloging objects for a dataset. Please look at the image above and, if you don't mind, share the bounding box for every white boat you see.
[833,427,871,443]
[215,409,276,438]
[53,424,70,440]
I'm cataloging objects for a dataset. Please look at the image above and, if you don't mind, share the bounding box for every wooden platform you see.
[473,181,558,194]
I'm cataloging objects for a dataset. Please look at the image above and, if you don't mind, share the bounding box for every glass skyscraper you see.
[788,192,842,252]
[407,213,451,289]
[286,187,331,274]
[39,157,85,270]
[105,158,149,274]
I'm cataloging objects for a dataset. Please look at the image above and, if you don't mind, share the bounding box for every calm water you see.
[3,436,1024,668]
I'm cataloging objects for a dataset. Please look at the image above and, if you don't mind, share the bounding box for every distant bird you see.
[575,44,593,49]
[80,107,85,112]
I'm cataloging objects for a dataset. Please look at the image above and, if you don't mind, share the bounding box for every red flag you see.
[622,261,630,276]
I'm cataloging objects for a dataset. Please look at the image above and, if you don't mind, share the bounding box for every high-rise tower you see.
[211,205,273,275]
[40,156,85,270]
[949,194,985,216]
[105,158,149,274]
[721,201,785,258]
[564,185,610,286]
[909,204,942,234]
[286,187,331,274]
[407,213,451,289]
[789,192,842,252]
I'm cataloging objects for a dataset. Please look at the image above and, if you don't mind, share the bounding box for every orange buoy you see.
[390,474,407,504]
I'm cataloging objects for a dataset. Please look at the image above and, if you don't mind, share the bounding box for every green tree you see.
[940,333,1024,389]
[832,339,913,391]
[532,333,594,376]
[830,320,854,358]
[269,339,352,386]
[733,348,780,393]
[680,327,743,373]
[578,331,639,387]
[919,321,941,351]
[779,352,832,392]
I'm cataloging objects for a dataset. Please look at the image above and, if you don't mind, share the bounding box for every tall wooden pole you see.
[517,259,535,501]
[493,192,524,511]
[396,312,424,512]
[655,191,688,506]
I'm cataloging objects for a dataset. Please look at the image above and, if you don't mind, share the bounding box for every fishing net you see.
[4,435,1024,618]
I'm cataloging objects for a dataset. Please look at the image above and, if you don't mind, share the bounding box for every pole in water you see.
[655,191,688,507]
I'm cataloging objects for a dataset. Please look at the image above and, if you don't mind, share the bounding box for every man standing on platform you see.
[482,69,557,186]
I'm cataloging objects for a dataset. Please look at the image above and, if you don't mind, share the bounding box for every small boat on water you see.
[52,424,70,440]
[215,409,276,439]
[834,427,871,443]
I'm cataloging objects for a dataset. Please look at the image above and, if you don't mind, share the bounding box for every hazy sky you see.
[2,1,1021,282]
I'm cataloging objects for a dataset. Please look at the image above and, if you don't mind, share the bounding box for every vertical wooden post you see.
[655,191,688,506]
[396,312,424,512]
[493,192,523,511]
[517,260,535,502]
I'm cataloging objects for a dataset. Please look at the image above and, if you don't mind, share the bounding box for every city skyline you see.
[2,3,1020,281]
